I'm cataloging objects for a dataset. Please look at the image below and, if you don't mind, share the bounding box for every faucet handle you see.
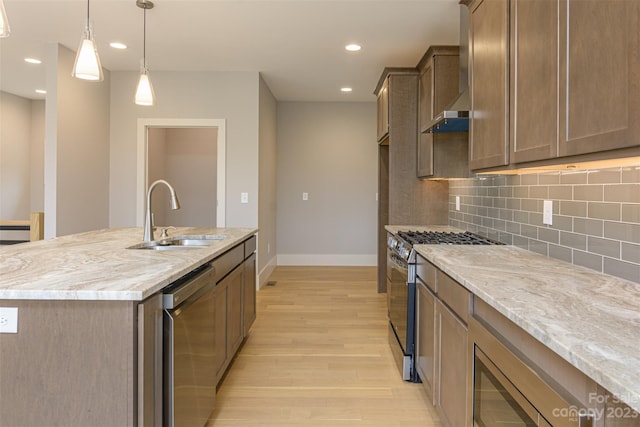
[158,226,176,239]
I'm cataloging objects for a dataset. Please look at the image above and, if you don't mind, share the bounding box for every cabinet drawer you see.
[416,256,437,293]
[244,235,256,259]
[437,270,470,324]
[213,244,244,284]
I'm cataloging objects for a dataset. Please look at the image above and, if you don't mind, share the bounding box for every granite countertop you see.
[0,227,257,301]
[414,243,640,414]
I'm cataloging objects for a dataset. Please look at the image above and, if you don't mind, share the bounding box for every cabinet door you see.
[436,300,469,427]
[469,0,509,170]
[137,294,163,427]
[418,65,435,177]
[215,280,228,381]
[377,78,390,142]
[558,0,640,157]
[510,0,559,163]
[227,265,244,358]
[416,279,437,403]
[242,253,256,336]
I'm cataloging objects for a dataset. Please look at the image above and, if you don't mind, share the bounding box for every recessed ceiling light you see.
[345,44,361,52]
[110,42,127,49]
[35,89,47,94]
[341,87,353,92]
[24,58,42,64]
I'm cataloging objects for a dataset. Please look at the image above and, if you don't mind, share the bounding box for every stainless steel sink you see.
[127,234,225,250]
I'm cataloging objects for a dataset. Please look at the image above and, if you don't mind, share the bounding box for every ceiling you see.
[0,0,461,102]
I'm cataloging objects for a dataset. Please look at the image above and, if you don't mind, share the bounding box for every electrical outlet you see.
[0,307,18,333]
[302,192,309,201]
[455,196,461,211]
[543,200,553,225]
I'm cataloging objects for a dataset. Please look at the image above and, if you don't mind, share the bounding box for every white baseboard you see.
[277,254,376,266]
[258,255,277,289]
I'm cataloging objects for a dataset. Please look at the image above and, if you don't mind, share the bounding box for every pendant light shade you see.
[135,0,155,106]
[72,0,103,81]
[135,65,155,106]
[0,0,10,38]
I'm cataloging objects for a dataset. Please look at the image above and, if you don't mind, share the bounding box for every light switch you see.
[302,192,309,201]
[0,307,18,333]
[543,200,553,225]
[241,192,249,204]
[455,196,461,211]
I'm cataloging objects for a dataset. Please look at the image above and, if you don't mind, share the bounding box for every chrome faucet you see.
[143,179,181,241]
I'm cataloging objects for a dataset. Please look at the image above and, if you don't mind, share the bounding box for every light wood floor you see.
[208,266,443,426]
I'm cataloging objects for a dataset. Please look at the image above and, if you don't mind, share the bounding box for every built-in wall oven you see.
[470,300,596,427]
[386,230,501,382]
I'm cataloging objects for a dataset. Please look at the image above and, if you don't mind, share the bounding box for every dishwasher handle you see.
[162,264,216,309]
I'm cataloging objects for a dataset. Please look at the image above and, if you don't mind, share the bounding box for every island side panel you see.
[0,299,137,427]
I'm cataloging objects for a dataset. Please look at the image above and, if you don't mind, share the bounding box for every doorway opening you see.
[136,118,226,228]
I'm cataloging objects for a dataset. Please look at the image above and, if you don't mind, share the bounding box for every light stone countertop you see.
[0,227,257,301]
[414,243,640,414]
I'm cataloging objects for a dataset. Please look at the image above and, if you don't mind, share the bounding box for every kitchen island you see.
[415,243,640,419]
[0,226,257,426]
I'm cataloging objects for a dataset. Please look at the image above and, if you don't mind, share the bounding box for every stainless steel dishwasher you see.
[163,263,216,427]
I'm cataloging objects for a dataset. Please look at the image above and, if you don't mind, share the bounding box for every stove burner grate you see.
[397,230,502,246]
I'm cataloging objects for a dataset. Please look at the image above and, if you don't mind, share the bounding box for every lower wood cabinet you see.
[415,277,437,403]
[243,253,257,336]
[215,237,257,383]
[436,299,468,427]
[415,254,470,427]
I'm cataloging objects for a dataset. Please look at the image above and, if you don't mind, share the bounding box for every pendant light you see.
[134,0,155,106]
[0,0,10,38]
[72,0,103,81]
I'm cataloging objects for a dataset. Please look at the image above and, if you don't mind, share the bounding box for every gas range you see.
[388,230,502,262]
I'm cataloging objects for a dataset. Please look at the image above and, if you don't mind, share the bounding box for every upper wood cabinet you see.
[377,77,390,143]
[469,0,510,171]
[417,46,469,179]
[558,0,640,158]
[471,0,640,171]
[510,0,559,163]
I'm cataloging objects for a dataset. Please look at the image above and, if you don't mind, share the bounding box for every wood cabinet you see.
[558,0,640,158]
[469,0,510,171]
[374,69,450,294]
[215,237,257,383]
[436,300,468,427]
[470,0,640,171]
[377,77,390,142]
[415,255,471,427]
[417,46,469,179]
[243,252,256,336]
[415,277,437,402]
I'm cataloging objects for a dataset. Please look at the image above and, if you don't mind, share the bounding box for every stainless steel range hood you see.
[425,4,469,134]
[424,88,469,133]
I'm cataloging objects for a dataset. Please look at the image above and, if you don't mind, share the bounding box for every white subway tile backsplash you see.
[448,166,640,283]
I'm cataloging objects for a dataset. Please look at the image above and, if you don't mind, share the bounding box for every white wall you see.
[276,101,377,266]
[258,76,278,285]
[0,92,32,225]
[0,93,45,241]
[44,44,111,237]
[147,127,218,228]
[109,71,259,229]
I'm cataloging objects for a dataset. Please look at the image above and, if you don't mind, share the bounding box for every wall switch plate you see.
[240,192,249,204]
[302,192,309,201]
[455,196,461,211]
[543,200,553,225]
[0,307,18,333]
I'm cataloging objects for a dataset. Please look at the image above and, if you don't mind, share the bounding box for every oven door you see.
[387,248,408,350]
[474,347,549,427]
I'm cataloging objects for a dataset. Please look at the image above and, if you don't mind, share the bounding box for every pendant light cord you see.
[143,8,146,69]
